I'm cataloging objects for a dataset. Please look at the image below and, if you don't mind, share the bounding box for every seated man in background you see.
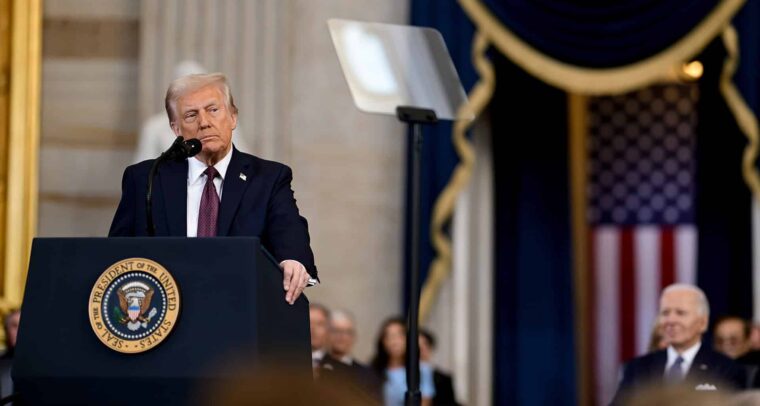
[714,315,760,388]
[714,315,752,360]
[318,310,381,403]
[310,303,330,369]
[612,284,745,404]
[0,310,19,399]
[419,329,459,406]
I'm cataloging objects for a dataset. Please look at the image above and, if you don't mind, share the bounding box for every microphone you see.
[162,136,202,161]
[146,136,203,236]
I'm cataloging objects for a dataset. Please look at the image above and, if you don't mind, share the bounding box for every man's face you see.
[714,318,749,359]
[659,289,707,351]
[309,308,328,351]
[328,317,356,358]
[171,84,236,163]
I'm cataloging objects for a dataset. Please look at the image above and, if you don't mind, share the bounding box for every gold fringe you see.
[568,93,590,406]
[418,31,495,321]
[719,26,760,198]
[459,0,745,95]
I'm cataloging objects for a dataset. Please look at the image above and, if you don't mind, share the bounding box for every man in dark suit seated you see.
[317,310,382,403]
[419,329,459,406]
[109,73,317,304]
[612,284,745,404]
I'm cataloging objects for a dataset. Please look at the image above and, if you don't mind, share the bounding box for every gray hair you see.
[164,72,238,122]
[662,283,710,318]
[330,309,356,326]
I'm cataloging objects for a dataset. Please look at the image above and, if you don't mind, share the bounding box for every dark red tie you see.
[197,166,219,237]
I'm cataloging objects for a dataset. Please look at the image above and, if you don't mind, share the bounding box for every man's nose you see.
[198,110,211,128]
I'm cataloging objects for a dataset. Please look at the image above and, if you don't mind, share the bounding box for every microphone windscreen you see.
[183,139,202,157]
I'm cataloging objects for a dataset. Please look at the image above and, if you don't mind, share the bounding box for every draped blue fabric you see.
[479,0,720,67]
[490,54,577,405]
[405,1,756,405]
[405,1,477,310]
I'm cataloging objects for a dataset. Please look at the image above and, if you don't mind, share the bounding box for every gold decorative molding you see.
[568,93,590,406]
[3,0,42,308]
[719,26,760,199]
[419,31,494,321]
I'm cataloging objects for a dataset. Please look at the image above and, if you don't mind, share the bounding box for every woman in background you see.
[371,317,435,406]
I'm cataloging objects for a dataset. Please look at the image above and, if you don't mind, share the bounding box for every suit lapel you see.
[217,148,253,236]
[159,159,188,236]
[686,344,710,379]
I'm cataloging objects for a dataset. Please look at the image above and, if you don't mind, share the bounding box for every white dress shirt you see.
[186,147,233,237]
[664,341,701,377]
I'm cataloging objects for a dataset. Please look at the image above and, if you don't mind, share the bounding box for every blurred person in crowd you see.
[714,316,752,359]
[648,321,669,353]
[317,309,381,402]
[133,60,251,163]
[612,284,744,404]
[419,329,459,405]
[371,317,434,406]
[310,303,330,368]
[749,323,760,350]
[0,309,19,399]
[616,380,731,406]
[714,316,760,388]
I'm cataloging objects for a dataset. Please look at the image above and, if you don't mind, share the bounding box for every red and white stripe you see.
[591,225,697,405]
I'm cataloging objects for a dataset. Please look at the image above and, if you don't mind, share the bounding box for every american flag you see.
[586,84,699,405]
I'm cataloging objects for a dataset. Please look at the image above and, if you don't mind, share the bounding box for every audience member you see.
[419,329,459,405]
[612,284,744,404]
[317,309,381,403]
[0,309,19,399]
[371,317,434,406]
[714,316,752,359]
[647,321,668,353]
[310,304,330,369]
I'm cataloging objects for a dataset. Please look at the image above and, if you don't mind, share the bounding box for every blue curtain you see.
[479,0,719,67]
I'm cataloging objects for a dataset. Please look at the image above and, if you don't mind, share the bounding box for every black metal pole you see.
[404,121,423,406]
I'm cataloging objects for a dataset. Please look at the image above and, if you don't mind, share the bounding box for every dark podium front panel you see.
[13,237,311,405]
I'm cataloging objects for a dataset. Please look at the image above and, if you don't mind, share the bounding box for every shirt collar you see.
[666,340,701,372]
[188,146,233,184]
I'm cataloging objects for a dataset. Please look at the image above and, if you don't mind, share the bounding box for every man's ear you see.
[170,122,181,137]
[231,112,238,130]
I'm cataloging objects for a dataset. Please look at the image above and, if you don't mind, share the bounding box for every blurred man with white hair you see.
[612,284,745,404]
[318,309,381,402]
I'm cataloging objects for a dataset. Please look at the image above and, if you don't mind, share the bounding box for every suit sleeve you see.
[265,164,318,280]
[610,361,633,406]
[109,167,137,237]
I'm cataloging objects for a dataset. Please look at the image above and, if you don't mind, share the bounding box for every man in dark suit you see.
[419,329,459,406]
[110,73,316,304]
[612,284,744,405]
[317,310,381,403]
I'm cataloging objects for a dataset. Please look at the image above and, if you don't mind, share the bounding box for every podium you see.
[12,237,311,405]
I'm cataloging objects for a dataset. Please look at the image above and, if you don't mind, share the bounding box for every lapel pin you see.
[239,173,247,181]
[699,364,707,370]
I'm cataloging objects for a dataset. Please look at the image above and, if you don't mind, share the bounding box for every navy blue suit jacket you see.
[611,344,744,404]
[109,148,318,279]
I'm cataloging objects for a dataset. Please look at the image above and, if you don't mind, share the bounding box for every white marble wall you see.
[39,0,410,362]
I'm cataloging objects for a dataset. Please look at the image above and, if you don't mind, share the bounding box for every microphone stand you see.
[397,106,437,406]
[146,136,201,236]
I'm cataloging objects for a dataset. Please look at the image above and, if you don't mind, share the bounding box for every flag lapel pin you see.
[239,173,247,181]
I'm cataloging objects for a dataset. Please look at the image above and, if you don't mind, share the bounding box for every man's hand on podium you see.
[280,259,310,305]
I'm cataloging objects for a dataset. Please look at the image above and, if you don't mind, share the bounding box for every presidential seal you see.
[88,258,180,354]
